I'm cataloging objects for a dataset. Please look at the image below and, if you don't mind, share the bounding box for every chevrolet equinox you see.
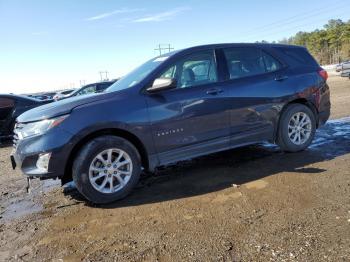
[11,44,331,204]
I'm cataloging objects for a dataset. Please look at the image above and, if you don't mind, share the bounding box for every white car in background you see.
[53,89,76,101]
[336,63,343,72]
[340,61,350,78]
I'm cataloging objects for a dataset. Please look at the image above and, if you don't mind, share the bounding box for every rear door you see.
[219,47,291,143]
[145,49,231,163]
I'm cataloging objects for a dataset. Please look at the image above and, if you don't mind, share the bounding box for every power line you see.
[240,0,346,36]
[242,10,349,42]
[99,71,109,81]
[154,44,174,56]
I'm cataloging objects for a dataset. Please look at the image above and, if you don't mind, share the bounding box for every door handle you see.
[274,75,288,81]
[206,88,223,95]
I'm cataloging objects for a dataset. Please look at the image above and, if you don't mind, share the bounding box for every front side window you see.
[223,47,281,80]
[159,50,218,89]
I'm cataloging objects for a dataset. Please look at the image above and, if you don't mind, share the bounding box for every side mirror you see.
[146,78,177,93]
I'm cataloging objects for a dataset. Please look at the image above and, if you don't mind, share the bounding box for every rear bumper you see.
[317,82,331,127]
[318,108,330,127]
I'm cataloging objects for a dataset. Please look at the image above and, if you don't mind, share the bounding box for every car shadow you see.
[0,138,12,148]
[64,118,350,209]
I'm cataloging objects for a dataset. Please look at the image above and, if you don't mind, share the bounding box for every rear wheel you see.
[72,136,141,204]
[277,104,316,152]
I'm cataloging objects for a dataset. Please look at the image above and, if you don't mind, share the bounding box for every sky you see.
[0,0,349,94]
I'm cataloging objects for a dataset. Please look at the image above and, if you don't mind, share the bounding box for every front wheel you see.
[72,136,141,204]
[277,104,316,152]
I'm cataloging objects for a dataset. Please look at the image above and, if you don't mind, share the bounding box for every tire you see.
[277,104,316,152]
[72,135,141,204]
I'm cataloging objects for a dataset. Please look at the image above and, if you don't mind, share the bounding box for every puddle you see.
[1,198,42,222]
[1,179,61,222]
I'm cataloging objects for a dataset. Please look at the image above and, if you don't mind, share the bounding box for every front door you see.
[145,49,231,164]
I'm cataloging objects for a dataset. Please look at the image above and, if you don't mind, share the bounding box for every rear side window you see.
[277,47,319,67]
[96,83,110,92]
[262,52,281,72]
[223,47,281,80]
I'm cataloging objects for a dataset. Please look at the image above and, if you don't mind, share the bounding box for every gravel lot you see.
[0,76,349,261]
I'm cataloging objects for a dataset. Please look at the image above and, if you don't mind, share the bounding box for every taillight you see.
[318,69,328,81]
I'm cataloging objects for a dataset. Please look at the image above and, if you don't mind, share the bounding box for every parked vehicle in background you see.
[11,43,330,204]
[336,63,343,72]
[56,80,117,101]
[0,94,51,140]
[341,69,350,78]
[340,61,350,78]
[53,89,76,101]
[27,92,56,101]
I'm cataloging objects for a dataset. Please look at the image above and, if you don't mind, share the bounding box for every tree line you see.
[260,19,350,65]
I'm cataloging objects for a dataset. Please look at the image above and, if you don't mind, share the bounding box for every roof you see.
[154,43,305,60]
[184,43,304,51]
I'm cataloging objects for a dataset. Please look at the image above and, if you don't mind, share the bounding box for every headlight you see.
[17,115,69,139]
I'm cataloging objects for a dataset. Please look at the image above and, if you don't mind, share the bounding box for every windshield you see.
[106,56,169,92]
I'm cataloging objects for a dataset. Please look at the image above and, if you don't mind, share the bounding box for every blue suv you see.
[11,43,330,204]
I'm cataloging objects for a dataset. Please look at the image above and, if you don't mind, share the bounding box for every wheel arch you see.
[61,128,149,185]
[274,98,319,143]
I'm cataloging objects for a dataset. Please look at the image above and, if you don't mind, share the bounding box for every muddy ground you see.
[0,76,349,261]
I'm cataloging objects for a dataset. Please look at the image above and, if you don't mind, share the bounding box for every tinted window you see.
[277,47,319,67]
[159,50,218,88]
[262,52,281,72]
[223,47,281,79]
[161,66,176,78]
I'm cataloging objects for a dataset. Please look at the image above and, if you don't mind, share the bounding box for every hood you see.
[17,93,108,123]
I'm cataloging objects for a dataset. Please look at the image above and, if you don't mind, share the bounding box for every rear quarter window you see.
[277,47,319,68]
[223,47,282,80]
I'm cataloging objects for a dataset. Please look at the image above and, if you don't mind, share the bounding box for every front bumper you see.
[11,127,74,179]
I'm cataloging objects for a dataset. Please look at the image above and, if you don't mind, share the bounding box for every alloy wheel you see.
[288,112,312,145]
[88,148,133,194]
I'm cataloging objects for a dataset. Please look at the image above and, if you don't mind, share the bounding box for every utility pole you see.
[99,71,109,81]
[79,80,86,87]
[154,44,174,56]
